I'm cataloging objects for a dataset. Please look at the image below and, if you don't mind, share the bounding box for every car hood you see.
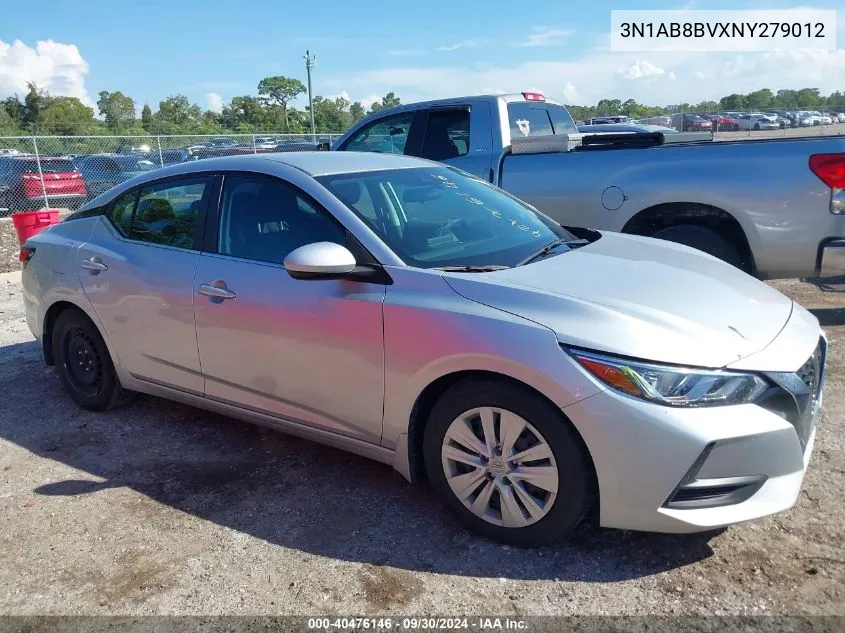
[443,232,794,368]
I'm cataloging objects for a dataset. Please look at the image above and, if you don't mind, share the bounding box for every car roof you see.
[137,151,433,178]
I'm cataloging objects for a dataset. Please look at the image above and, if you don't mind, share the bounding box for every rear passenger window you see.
[421,109,470,161]
[109,191,137,236]
[129,178,208,249]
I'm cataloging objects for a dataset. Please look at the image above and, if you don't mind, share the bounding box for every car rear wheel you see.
[423,378,594,546]
[52,308,134,411]
[652,224,744,269]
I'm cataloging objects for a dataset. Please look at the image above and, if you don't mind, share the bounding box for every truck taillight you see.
[810,153,845,189]
[522,92,545,102]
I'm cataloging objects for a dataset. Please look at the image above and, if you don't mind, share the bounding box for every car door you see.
[77,174,213,393]
[193,171,387,443]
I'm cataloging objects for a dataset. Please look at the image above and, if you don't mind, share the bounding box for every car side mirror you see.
[283,242,357,279]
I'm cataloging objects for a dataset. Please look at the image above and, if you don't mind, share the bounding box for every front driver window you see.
[218,175,347,266]
[342,112,414,154]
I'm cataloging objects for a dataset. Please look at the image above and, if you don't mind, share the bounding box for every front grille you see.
[761,337,826,452]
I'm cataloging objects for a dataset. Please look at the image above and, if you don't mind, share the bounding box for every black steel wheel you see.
[52,308,134,411]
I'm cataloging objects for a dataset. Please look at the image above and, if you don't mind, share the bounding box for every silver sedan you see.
[21,152,825,546]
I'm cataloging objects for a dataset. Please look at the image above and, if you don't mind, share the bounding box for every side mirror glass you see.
[284,242,357,279]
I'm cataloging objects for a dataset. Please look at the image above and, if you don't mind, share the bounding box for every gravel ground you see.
[0,270,842,616]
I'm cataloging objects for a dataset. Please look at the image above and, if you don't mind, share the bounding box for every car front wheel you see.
[423,378,594,546]
[52,308,134,411]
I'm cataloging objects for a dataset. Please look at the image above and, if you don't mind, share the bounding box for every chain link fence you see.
[0,134,342,217]
[578,108,845,140]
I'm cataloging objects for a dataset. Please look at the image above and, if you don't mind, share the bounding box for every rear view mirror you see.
[403,186,441,204]
[284,242,357,279]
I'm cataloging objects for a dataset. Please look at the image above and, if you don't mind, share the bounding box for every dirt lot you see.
[0,270,842,616]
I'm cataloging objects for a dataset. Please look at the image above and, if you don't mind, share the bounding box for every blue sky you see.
[1,0,843,114]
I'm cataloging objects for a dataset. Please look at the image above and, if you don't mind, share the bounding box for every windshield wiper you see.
[435,265,510,273]
[517,238,590,266]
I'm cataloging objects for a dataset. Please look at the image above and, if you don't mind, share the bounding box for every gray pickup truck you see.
[332,92,845,279]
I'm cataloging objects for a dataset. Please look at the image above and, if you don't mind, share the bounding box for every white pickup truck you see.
[332,92,845,279]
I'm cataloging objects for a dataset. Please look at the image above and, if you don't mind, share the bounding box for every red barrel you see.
[11,210,60,245]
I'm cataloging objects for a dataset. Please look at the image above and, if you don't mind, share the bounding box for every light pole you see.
[304,50,316,141]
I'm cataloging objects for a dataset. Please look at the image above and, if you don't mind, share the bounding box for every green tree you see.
[719,93,746,110]
[349,101,366,124]
[2,95,24,128]
[23,82,47,127]
[795,88,821,107]
[309,95,352,132]
[745,89,774,110]
[39,97,96,135]
[97,90,136,132]
[141,104,153,131]
[0,105,18,134]
[220,95,265,131]
[257,75,306,130]
[368,92,402,114]
[151,95,202,134]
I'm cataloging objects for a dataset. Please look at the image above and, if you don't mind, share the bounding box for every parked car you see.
[333,92,845,279]
[702,114,739,131]
[586,115,631,125]
[638,115,672,127]
[0,156,87,211]
[253,136,278,149]
[154,148,204,166]
[670,113,712,132]
[734,114,779,131]
[76,154,157,198]
[208,137,238,148]
[762,113,791,129]
[20,152,827,545]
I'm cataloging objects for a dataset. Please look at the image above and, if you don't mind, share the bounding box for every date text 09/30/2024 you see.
[307,617,528,630]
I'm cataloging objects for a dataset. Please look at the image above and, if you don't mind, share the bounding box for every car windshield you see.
[316,166,576,269]
[18,159,74,173]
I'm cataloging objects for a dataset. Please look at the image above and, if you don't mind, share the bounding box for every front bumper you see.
[562,335,825,533]
[817,238,845,277]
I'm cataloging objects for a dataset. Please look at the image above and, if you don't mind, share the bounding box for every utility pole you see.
[304,50,316,141]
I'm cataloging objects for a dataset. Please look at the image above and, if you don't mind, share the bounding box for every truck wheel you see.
[651,225,743,269]
[423,378,595,546]
[753,123,760,131]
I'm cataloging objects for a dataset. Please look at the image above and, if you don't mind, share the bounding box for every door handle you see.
[80,257,108,272]
[198,284,236,300]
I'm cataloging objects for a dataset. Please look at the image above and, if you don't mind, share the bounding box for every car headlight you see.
[566,348,769,407]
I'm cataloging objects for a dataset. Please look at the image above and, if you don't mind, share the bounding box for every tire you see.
[651,224,743,269]
[753,123,760,131]
[52,308,134,411]
[423,378,594,546]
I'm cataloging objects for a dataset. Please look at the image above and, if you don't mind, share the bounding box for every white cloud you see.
[562,82,579,103]
[205,92,224,113]
[516,27,575,47]
[323,46,845,107]
[392,39,482,56]
[329,90,351,102]
[436,40,479,52]
[618,59,665,79]
[359,94,381,110]
[0,39,92,105]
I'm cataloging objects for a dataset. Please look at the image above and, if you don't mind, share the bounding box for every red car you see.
[710,115,739,131]
[0,156,88,211]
